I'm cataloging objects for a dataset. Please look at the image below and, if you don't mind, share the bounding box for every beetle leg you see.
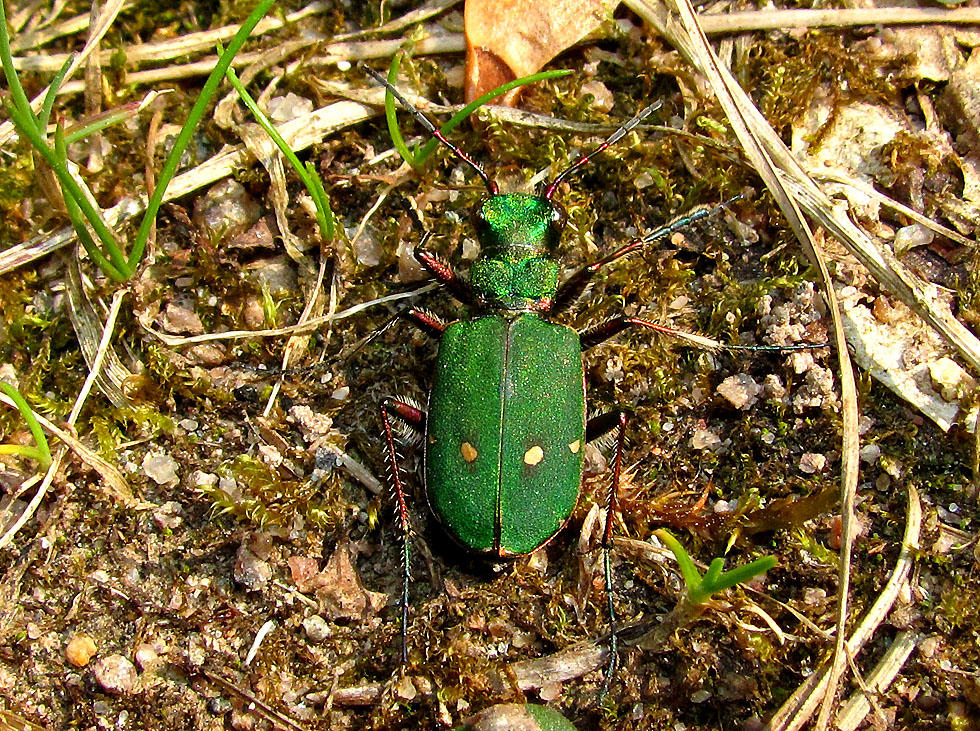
[403,308,446,339]
[413,233,477,306]
[580,315,719,351]
[379,397,427,663]
[586,410,628,696]
[580,315,824,353]
[552,241,647,314]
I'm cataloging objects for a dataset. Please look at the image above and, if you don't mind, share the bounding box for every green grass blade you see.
[54,119,129,277]
[4,99,127,279]
[222,51,336,242]
[129,0,277,270]
[705,556,778,595]
[689,557,726,604]
[64,101,142,145]
[384,53,419,167]
[39,53,75,132]
[655,529,703,594]
[304,161,335,241]
[0,1,38,131]
[0,382,52,469]
[2,9,128,281]
[414,69,572,163]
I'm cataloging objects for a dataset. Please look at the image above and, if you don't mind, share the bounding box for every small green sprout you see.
[0,383,52,469]
[383,52,572,169]
[260,282,279,328]
[637,529,777,650]
[655,528,777,605]
[221,44,336,244]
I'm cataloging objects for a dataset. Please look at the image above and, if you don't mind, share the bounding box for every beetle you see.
[363,67,792,682]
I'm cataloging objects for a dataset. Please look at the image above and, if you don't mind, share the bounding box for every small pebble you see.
[92,654,138,695]
[142,452,179,485]
[690,428,721,451]
[928,357,973,401]
[134,645,159,671]
[302,615,332,643]
[162,302,204,335]
[462,238,480,260]
[352,230,383,266]
[859,444,881,464]
[266,92,314,123]
[66,634,97,667]
[717,373,761,409]
[394,675,417,701]
[892,223,933,254]
[193,179,261,242]
[234,544,271,591]
[152,501,183,531]
[798,452,827,474]
[208,697,233,714]
[539,681,563,701]
[578,80,614,112]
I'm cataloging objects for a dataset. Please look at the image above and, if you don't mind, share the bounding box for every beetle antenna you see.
[639,193,744,245]
[544,101,662,200]
[364,65,499,195]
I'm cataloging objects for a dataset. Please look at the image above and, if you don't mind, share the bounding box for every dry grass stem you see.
[698,7,980,34]
[8,1,135,53]
[836,629,921,731]
[66,289,127,426]
[64,255,133,408]
[768,485,922,731]
[140,283,438,348]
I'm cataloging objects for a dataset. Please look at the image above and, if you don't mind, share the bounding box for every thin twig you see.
[140,283,438,347]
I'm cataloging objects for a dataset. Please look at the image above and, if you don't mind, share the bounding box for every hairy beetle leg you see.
[413,240,476,306]
[403,308,446,339]
[586,410,628,697]
[379,397,428,663]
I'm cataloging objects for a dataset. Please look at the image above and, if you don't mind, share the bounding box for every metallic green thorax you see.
[469,194,563,311]
[426,314,585,556]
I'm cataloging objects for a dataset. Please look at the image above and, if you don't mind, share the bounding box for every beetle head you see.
[472,193,566,257]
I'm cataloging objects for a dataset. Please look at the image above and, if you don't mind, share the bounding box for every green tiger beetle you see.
[364,67,815,689]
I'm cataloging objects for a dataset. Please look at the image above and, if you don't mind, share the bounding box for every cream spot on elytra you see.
[523,445,544,466]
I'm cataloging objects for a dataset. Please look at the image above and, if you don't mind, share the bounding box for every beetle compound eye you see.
[471,198,492,231]
[550,201,567,229]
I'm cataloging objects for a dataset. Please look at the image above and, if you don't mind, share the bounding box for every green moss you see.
[200,454,346,531]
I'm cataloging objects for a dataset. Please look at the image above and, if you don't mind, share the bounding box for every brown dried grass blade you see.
[64,255,133,408]
[767,486,921,731]
[624,0,862,725]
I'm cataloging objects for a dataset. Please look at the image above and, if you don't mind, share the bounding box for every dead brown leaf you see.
[464,0,619,104]
[312,540,388,621]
